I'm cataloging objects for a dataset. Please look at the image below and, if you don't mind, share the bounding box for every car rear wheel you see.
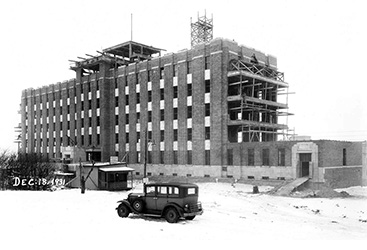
[185,215,196,220]
[165,207,179,223]
[132,199,144,213]
[117,203,130,218]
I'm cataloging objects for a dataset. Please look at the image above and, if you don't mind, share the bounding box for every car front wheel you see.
[132,199,144,213]
[165,207,179,223]
[117,203,130,218]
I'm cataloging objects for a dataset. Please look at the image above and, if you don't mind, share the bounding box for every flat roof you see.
[99,166,134,172]
[103,40,164,58]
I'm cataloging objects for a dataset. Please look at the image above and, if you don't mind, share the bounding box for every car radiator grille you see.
[189,202,202,212]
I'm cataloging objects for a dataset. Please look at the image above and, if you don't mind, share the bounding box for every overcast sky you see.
[1,0,366,152]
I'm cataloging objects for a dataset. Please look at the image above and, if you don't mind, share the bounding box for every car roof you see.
[146,182,198,188]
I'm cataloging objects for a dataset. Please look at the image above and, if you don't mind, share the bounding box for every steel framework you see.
[227,59,293,142]
[191,11,213,47]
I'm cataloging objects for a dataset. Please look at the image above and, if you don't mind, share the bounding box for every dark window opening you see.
[205,103,210,117]
[160,89,164,100]
[343,148,347,166]
[187,106,192,118]
[187,151,192,164]
[248,148,255,166]
[160,110,164,120]
[205,127,210,140]
[262,149,270,166]
[227,149,233,166]
[205,150,210,165]
[278,148,285,166]
[173,86,178,98]
[187,84,192,96]
[205,79,210,93]
[187,128,192,141]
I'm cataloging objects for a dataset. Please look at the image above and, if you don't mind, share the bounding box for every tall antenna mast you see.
[131,13,133,41]
[191,10,213,47]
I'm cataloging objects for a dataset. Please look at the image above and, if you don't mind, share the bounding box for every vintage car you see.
[116,182,203,223]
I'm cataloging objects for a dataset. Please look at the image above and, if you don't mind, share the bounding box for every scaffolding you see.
[227,59,293,142]
[70,41,164,76]
[191,11,213,47]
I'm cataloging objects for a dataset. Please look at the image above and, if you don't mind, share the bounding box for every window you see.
[173,151,178,164]
[173,86,178,98]
[205,56,210,69]
[160,130,164,141]
[88,100,92,110]
[187,106,192,118]
[173,108,178,120]
[205,80,210,93]
[126,133,129,143]
[248,149,255,166]
[262,148,270,166]
[115,78,118,89]
[187,187,197,195]
[87,82,91,92]
[148,111,152,122]
[81,119,84,128]
[115,134,119,143]
[160,89,164,100]
[278,148,285,166]
[97,134,100,145]
[136,113,140,123]
[228,149,234,166]
[146,186,156,196]
[160,67,164,79]
[147,70,151,82]
[125,95,129,105]
[148,91,152,102]
[187,128,192,141]
[158,186,168,195]
[187,151,192,164]
[173,129,178,141]
[343,148,347,166]
[136,93,140,104]
[160,151,164,164]
[205,127,210,140]
[96,99,100,109]
[168,186,179,196]
[160,110,164,121]
[115,115,118,125]
[115,96,119,107]
[205,103,210,116]
[205,150,210,165]
[187,84,192,96]
[81,101,84,110]
[187,61,191,74]
[125,114,129,124]
[173,64,177,77]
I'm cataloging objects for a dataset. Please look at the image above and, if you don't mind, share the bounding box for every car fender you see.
[162,203,184,217]
[116,199,133,211]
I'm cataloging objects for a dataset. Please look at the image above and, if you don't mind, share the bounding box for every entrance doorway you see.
[299,153,311,177]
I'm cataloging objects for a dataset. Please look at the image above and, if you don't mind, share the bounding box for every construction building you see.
[19,28,367,189]
[20,37,290,166]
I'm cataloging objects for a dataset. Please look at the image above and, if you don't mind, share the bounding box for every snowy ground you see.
[0,183,366,249]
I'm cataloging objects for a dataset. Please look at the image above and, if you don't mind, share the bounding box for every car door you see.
[144,185,157,211]
[156,186,168,211]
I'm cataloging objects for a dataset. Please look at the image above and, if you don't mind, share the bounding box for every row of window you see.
[227,148,286,166]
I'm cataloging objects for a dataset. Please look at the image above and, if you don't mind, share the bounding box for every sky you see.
[0,0,366,152]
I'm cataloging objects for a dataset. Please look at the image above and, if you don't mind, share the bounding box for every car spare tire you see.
[132,199,144,213]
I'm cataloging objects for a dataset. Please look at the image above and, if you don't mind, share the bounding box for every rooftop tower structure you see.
[191,11,213,47]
